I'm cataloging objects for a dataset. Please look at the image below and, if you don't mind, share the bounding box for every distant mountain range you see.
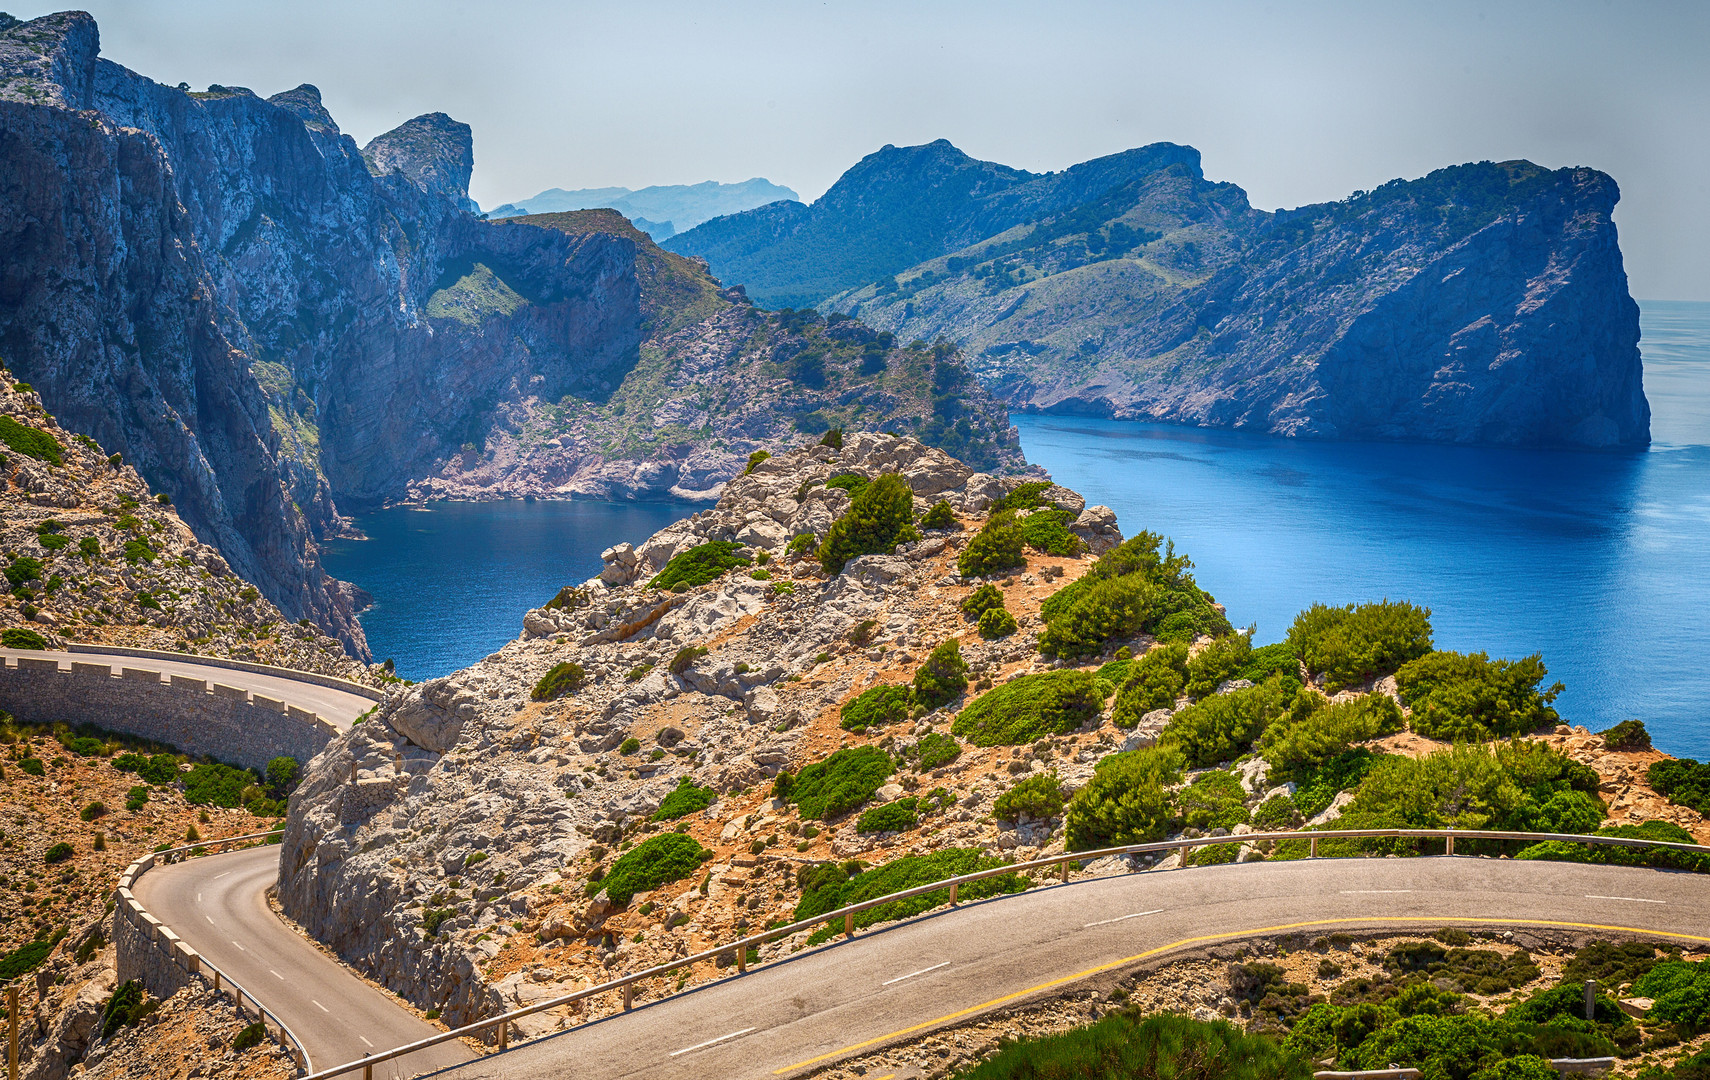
[483,178,798,240]
[664,140,1650,448]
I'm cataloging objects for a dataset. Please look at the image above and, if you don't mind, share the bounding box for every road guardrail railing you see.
[117,831,311,1072]
[284,825,1710,1080]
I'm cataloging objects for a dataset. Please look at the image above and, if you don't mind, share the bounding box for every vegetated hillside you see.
[485,178,800,238]
[404,214,1025,501]
[0,375,363,678]
[668,141,1649,448]
[278,433,1700,1047]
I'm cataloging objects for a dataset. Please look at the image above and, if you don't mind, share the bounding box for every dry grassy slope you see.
[0,373,363,679]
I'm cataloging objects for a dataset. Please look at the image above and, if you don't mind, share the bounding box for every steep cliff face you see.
[671,141,1650,448]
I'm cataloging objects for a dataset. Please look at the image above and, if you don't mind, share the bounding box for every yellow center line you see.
[772,915,1710,1075]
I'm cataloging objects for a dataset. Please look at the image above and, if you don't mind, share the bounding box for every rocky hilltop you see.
[277,433,1701,1046]
[0,12,1023,654]
[669,141,1649,448]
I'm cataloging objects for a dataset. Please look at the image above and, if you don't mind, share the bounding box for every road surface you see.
[0,648,375,729]
[133,847,472,1078]
[152,849,1710,1080]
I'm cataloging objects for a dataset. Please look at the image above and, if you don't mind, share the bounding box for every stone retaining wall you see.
[66,643,383,701]
[0,657,337,769]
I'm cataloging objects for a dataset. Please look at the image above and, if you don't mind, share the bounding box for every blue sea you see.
[325,301,1710,758]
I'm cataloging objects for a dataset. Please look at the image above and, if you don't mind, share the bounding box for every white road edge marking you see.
[883,961,950,986]
[270,970,283,980]
[1586,894,1666,904]
[1084,909,1164,928]
[197,893,201,903]
[359,1036,374,1048]
[669,1027,757,1057]
[1340,889,1413,894]
[231,942,245,951]
[214,872,230,880]
[205,916,215,925]
[312,1001,329,1013]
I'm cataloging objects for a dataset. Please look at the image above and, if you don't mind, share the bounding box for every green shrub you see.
[1259,693,1404,775]
[1286,600,1433,692]
[1252,793,1300,830]
[265,756,299,793]
[824,472,870,498]
[914,731,961,770]
[668,645,709,675]
[1037,533,1230,659]
[0,416,61,465]
[856,799,920,833]
[1650,757,1710,815]
[18,757,44,776]
[976,607,1018,639]
[794,849,1025,941]
[1184,633,1254,699]
[0,927,68,981]
[1516,820,1710,873]
[840,684,914,732]
[958,512,1027,577]
[1396,650,1562,741]
[1109,644,1189,727]
[421,908,455,936]
[619,737,641,755]
[913,639,969,711]
[99,979,145,1039]
[44,841,73,864]
[958,1009,1311,1080]
[5,555,42,586]
[990,481,1058,514]
[136,753,178,785]
[1065,747,1184,851]
[531,661,587,700]
[1019,509,1083,556]
[818,474,920,574]
[652,777,717,821]
[122,538,154,563]
[960,583,1005,618]
[37,532,68,551]
[80,801,106,822]
[1599,718,1651,751]
[232,1021,266,1051]
[2,627,47,650]
[1290,749,1383,819]
[1633,959,1710,1032]
[625,662,655,682]
[183,762,255,807]
[1178,769,1249,831]
[78,536,99,558]
[543,585,589,611]
[787,746,893,820]
[787,533,816,557]
[920,500,958,530]
[743,450,771,474]
[953,671,1106,746]
[649,541,751,590]
[125,785,149,811]
[819,427,844,449]
[1160,677,1296,768]
[602,833,711,906]
[993,770,1066,821]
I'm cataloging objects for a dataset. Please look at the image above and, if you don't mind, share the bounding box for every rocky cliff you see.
[669,142,1650,448]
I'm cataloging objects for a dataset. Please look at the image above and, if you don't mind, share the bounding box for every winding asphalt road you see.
[152,850,1710,1080]
[0,648,375,728]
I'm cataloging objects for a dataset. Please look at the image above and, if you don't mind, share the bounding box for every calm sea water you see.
[324,302,1710,759]
[1015,300,1710,758]
[321,500,690,680]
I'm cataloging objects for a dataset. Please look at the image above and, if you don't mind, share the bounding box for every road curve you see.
[416,856,1710,1080]
[133,847,472,1079]
[0,648,374,729]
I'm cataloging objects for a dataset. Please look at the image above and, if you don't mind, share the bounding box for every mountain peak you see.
[362,111,476,213]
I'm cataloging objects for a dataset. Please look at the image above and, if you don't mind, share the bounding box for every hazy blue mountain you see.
[484,178,798,235]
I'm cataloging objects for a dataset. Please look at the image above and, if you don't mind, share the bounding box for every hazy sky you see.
[14,0,1710,299]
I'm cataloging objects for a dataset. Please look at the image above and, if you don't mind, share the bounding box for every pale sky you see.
[13,0,1710,299]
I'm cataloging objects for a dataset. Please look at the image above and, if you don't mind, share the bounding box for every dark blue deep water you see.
[323,302,1710,758]
[1016,300,1710,758]
[321,500,691,681]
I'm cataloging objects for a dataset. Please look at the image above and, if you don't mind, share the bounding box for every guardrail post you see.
[363,1064,372,1080]
[1060,859,1069,884]
[948,881,958,906]
[8,984,18,1080]
[1309,837,1318,858]
[1179,843,1189,866]
[1585,979,1597,1020]
[1446,835,1455,856]
[844,912,855,939]
[622,983,633,1011]
[498,1019,508,1051]
[737,947,747,974]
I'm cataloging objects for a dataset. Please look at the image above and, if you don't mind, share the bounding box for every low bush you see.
[122,538,154,564]
[1632,959,1710,1032]
[976,607,1018,639]
[1286,600,1433,692]
[952,671,1107,746]
[1036,533,1230,659]
[920,500,958,530]
[99,979,145,1040]
[1252,793,1301,830]
[856,799,920,833]
[824,472,871,498]
[1159,677,1296,768]
[818,474,920,574]
[601,833,711,906]
[840,684,914,733]
[1178,769,1249,832]
[619,737,641,755]
[1396,650,1562,741]
[912,639,969,711]
[79,801,106,822]
[1600,719,1651,751]
[0,927,68,980]
[649,541,751,590]
[668,645,709,675]
[1109,644,1190,727]
[183,762,255,807]
[0,415,61,465]
[530,661,586,700]
[914,730,962,770]
[125,785,149,811]
[543,586,589,611]
[1290,749,1384,820]
[786,746,893,820]
[957,1010,1311,1080]
[958,511,1027,577]
[787,532,816,557]
[819,427,844,449]
[1516,820,1710,873]
[794,848,1026,941]
[17,757,44,776]
[1065,747,1184,851]
[990,481,1058,514]
[1259,692,1404,776]
[1019,509,1084,557]
[1,627,47,649]
[1385,939,1541,995]
[1183,633,1254,699]
[960,583,1005,619]
[131,753,178,785]
[37,532,68,551]
[421,908,455,936]
[651,777,717,821]
[1648,758,1710,815]
[5,555,42,586]
[743,450,770,474]
[232,1021,267,1052]
[44,841,73,864]
[625,662,655,682]
[993,770,1067,821]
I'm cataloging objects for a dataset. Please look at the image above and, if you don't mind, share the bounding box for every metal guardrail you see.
[116,831,312,1073]
[290,825,1710,1080]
